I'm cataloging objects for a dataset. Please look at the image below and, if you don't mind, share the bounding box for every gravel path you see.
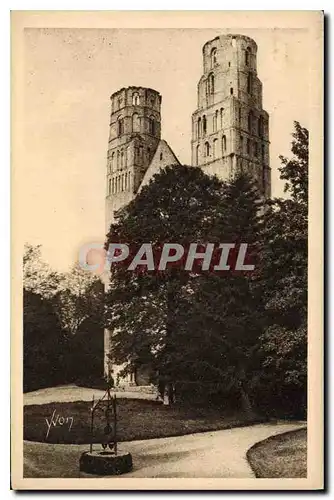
[23,385,305,478]
[24,385,157,406]
[24,422,305,478]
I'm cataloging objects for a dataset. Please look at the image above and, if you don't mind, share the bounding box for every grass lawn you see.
[247,428,307,478]
[24,399,262,444]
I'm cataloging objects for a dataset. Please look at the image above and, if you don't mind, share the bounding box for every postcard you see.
[11,10,323,490]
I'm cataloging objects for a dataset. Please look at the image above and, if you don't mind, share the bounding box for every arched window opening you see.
[210,48,217,68]
[245,47,251,66]
[108,178,111,195]
[248,111,253,133]
[112,178,115,194]
[240,135,244,152]
[213,139,218,159]
[205,142,210,158]
[208,73,214,94]
[203,115,207,135]
[222,135,227,153]
[121,151,124,169]
[117,117,124,136]
[117,150,120,169]
[132,92,140,106]
[230,87,233,95]
[247,72,253,94]
[121,174,124,191]
[213,112,217,132]
[220,108,224,128]
[147,147,151,158]
[197,117,202,138]
[111,152,115,171]
[132,113,140,133]
[195,145,200,165]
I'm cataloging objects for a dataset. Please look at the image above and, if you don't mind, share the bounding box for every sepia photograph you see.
[11,10,323,490]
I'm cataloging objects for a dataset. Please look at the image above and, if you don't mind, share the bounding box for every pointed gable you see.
[138,140,180,192]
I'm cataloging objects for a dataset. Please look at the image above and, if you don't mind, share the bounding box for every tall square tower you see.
[191,34,271,198]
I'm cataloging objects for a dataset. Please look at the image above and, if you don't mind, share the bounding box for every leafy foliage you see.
[105,166,264,411]
[105,166,223,383]
[257,121,308,417]
[23,121,309,419]
[23,289,66,391]
[23,249,105,391]
[53,262,103,336]
[278,121,308,204]
[23,244,61,298]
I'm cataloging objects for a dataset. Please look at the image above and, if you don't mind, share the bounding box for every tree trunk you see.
[239,385,253,415]
[167,382,175,405]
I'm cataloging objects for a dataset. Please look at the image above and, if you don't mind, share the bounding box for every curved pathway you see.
[24,384,157,406]
[23,386,305,478]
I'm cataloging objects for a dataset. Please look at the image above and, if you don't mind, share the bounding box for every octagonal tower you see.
[105,86,162,231]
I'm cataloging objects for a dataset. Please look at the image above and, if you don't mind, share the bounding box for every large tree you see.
[172,173,264,411]
[23,289,65,392]
[23,246,105,389]
[258,121,308,417]
[105,166,264,409]
[105,165,224,397]
[23,244,66,391]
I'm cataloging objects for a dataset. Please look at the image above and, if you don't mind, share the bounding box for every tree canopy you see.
[257,121,308,417]
[105,166,264,410]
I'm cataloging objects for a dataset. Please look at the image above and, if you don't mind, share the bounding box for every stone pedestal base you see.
[79,451,133,476]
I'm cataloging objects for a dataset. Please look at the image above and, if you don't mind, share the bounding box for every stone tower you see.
[104,86,180,384]
[191,34,271,198]
[105,86,162,231]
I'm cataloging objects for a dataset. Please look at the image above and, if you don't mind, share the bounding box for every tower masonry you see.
[105,86,162,231]
[191,34,271,198]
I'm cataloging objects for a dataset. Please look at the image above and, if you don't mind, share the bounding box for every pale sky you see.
[22,27,311,271]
